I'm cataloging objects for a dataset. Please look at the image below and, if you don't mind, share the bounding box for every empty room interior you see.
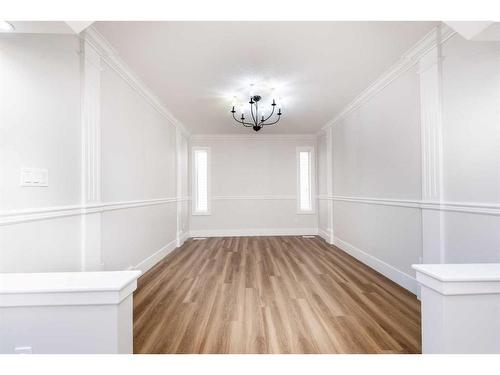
[1,19,500,356]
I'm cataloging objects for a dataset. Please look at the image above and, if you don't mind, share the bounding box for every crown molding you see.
[82,26,190,137]
[190,134,317,142]
[320,24,456,133]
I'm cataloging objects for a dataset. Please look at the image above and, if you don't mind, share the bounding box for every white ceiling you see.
[94,21,438,135]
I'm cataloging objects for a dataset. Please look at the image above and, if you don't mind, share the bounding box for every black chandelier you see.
[231,95,282,132]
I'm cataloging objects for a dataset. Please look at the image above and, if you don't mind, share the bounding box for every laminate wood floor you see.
[133,236,421,354]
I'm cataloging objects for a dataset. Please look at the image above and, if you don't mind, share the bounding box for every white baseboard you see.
[177,231,190,247]
[333,237,417,295]
[318,228,331,243]
[130,238,178,274]
[189,228,318,238]
[128,230,417,295]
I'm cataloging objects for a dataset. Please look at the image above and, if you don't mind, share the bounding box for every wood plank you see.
[133,236,421,354]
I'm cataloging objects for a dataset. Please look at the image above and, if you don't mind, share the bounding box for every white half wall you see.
[189,136,318,236]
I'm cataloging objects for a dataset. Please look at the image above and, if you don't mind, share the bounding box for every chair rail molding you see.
[317,195,500,216]
[0,197,187,226]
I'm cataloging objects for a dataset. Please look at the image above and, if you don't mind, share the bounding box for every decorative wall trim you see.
[190,134,317,142]
[318,195,500,216]
[318,228,332,243]
[420,201,500,216]
[333,237,418,294]
[325,127,334,242]
[129,238,178,274]
[82,27,189,137]
[176,130,188,246]
[189,228,319,238]
[178,231,190,247]
[327,195,421,209]
[212,195,296,201]
[418,29,446,264]
[81,39,102,203]
[419,39,444,201]
[0,197,190,226]
[80,35,104,271]
[320,24,456,132]
[0,205,85,226]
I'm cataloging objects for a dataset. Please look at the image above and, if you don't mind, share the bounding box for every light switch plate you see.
[21,168,48,187]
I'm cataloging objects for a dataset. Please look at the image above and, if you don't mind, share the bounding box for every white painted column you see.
[80,37,104,271]
[413,263,500,354]
[326,126,335,244]
[418,28,445,264]
[176,128,183,247]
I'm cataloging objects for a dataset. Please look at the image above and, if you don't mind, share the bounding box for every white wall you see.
[189,136,318,236]
[331,65,423,283]
[0,31,189,274]
[441,36,500,263]
[99,64,178,270]
[0,34,82,272]
[317,28,500,294]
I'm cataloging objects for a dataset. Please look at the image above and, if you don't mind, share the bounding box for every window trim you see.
[296,146,315,214]
[191,146,211,215]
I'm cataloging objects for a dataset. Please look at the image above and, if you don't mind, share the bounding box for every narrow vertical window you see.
[297,147,314,213]
[192,147,210,214]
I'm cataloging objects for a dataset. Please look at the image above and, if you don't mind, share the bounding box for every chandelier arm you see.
[261,115,281,127]
[232,112,254,127]
[260,104,275,124]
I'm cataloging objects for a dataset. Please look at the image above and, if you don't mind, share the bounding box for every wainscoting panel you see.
[101,203,178,271]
